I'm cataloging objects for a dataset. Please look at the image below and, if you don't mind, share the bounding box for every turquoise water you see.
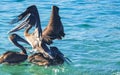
[0,0,120,75]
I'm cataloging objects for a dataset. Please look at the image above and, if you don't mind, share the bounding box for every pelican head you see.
[9,5,41,34]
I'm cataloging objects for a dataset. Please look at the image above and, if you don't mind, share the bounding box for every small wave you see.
[79,24,95,28]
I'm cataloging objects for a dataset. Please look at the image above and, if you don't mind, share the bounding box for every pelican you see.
[9,5,65,59]
[0,34,29,64]
[28,46,71,66]
[9,5,65,45]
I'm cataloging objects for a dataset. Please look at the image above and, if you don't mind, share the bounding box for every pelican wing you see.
[9,13,36,33]
[9,5,41,34]
[42,6,65,45]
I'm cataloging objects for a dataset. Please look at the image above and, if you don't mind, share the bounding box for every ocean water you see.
[0,0,120,75]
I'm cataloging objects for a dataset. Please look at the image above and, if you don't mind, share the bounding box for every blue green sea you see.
[0,0,120,75]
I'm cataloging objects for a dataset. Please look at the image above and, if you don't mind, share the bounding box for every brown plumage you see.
[8,5,68,65]
[8,5,65,59]
[0,34,29,64]
[50,47,71,65]
[42,6,65,44]
[9,5,65,45]
[9,5,53,59]
[28,46,71,66]
[28,53,52,66]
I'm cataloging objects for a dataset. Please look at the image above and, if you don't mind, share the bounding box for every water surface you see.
[0,0,120,75]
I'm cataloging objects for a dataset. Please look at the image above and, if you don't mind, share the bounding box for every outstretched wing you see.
[9,5,41,36]
[42,6,65,45]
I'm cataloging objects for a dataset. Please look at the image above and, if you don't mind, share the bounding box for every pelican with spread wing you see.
[8,5,71,65]
[8,5,65,59]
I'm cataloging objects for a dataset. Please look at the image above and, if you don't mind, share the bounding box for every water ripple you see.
[0,0,120,75]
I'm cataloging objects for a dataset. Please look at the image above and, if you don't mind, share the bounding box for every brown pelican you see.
[9,5,65,45]
[0,34,29,64]
[28,46,71,66]
[8,5,65,59]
